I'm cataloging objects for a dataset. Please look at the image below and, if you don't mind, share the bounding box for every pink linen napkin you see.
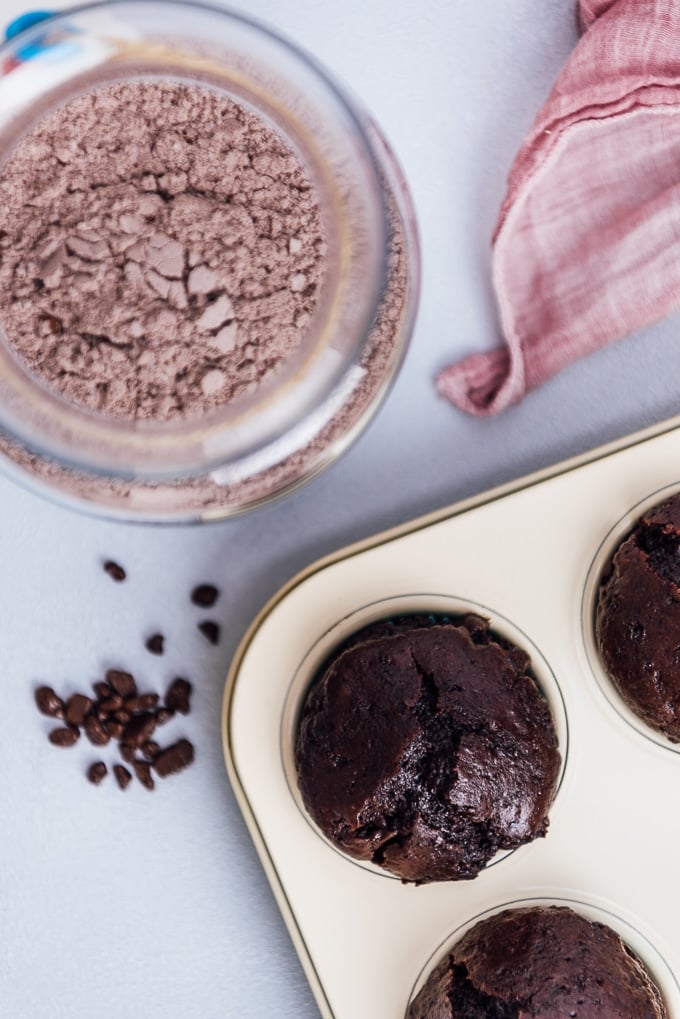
[437,0,680,416]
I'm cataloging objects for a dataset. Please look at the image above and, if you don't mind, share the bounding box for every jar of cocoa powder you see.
[0,2,419,521]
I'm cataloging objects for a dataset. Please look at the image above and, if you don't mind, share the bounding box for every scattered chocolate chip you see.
[35,686,65,719]
[145,633,165,655]
[105,719,125,739]
[106,669,137,698]
[87,762,107,785]
[191,584,219,608]
[198,620,220,645]
[65,693,93,726]
[133,759,154,790]
[165,678,192,715]
[153,739,195,778]
[123,712,156,748]
[37,647,196,785]
[98,696,123,714]
[103,560,126,582]
[84,714,110,746]
[48,726,80,747]
[113,764,132,790]
[125,693,159,712]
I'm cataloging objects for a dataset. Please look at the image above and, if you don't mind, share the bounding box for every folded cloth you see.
[438,0,680,415]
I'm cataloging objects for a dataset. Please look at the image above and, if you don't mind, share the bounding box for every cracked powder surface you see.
[0,79,326,421]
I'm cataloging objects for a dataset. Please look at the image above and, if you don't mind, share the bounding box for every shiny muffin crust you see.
[407,905,667,1019]
[295,614,560,883]
[597,492,680,742]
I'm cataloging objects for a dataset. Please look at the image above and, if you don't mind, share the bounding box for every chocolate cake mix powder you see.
[0,80,325,421]
[0,76,411,516]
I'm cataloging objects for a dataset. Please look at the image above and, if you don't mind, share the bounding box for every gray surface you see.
[2,1,680,1016]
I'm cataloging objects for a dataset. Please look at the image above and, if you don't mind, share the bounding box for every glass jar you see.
[0,1,419,522]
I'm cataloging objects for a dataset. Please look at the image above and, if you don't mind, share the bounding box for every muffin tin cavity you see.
[582,482,680,754]
[406,896,680,1018]
[281,594,568,880]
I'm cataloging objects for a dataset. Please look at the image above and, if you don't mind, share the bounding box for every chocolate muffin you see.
[294,614,560,883]
[596,492,680,742]
[408,905,667,1018]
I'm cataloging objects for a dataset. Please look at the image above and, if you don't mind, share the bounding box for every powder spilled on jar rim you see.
[0,79,326,421]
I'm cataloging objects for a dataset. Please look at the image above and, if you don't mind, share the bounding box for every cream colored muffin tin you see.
[223,416,680,1018]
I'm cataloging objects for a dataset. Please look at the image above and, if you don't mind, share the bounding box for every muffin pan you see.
[222,416,680,1018]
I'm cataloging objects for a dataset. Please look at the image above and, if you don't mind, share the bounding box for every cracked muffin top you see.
[407,905,668,1018]
[294,613,561,883]
[596,492,680,742]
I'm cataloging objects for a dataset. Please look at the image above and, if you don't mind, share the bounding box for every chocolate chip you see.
[145,633,165,655]
[84,714,110,746]
[102,558,125,582]
[37,650,199,786]
[35,686,65,719]
[133,759,154,790]
[104,719,125,739]
[113,764,132,790]
[153,739,195,778]
[65,693,93,726]
[103,560,126,582]
[191,584,219,608]
[106,669,137,698]
[87,761,107,785]
[123,712,156,748]
[98,695,123,714]
[125,693,159,712]
[48,726,80,747]
[198,620,220,645]
[165,678,192,714]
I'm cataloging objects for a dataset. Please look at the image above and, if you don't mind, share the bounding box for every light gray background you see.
[2,1,679,1016]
